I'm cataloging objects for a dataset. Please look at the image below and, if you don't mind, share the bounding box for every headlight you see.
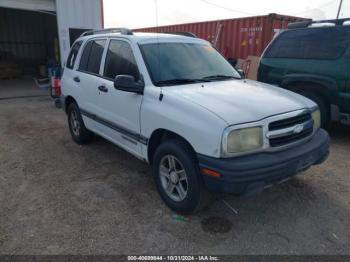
[223,126,263,155]
[312,109,321,130]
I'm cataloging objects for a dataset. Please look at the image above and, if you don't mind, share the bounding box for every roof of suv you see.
[79,32,207,45]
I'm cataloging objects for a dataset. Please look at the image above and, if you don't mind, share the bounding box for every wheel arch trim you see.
[147,128,197,164]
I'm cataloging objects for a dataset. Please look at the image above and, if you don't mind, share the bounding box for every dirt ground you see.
[0,79,349,255]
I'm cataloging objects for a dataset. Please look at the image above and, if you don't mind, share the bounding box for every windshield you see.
[139,42,241,86]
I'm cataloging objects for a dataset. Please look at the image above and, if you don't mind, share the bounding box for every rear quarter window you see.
[66,41,82,69]
[265,26,350,60]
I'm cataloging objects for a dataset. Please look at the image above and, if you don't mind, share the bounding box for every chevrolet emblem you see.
[293,124,304,134]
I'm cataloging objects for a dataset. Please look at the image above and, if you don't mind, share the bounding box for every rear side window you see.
[265,26,350,60]
[79,41,92,71]
[103,40,139,80]
[66,41,82,69]
[79,39,106,74]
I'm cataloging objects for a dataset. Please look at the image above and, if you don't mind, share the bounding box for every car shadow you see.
[85,135,347,225]
[52,124,350,253]
[328,123,350,142]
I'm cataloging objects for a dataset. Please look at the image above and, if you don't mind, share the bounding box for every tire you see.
[152,139,212,214]
[67,102,94,144]
[299,91,330,128]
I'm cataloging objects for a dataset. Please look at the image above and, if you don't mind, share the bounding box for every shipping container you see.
[135,13,309,60]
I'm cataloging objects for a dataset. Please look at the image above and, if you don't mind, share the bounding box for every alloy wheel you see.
[159,155,188,202]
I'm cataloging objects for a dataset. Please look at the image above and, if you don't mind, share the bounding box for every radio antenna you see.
[336,0,343,19]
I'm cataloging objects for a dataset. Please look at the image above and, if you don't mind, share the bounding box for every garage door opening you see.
[0,1,103,100]
[0,7,60,77]
[0,7,59,98]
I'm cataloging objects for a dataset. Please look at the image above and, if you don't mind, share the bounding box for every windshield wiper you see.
[202,75,240,81]
[155,78,211,86]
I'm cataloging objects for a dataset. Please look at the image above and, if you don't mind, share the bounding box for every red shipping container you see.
[134,13,309,60]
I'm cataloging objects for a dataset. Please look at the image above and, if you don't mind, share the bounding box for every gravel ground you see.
[0,80,349,255]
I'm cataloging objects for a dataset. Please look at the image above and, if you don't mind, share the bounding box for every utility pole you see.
[336,0,343,19]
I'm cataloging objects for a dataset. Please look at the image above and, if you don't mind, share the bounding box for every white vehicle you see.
[61,28,330,214]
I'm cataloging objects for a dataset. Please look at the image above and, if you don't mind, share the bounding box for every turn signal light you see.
[201,168,221,178]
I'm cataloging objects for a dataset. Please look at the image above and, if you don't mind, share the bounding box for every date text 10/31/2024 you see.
[127,256,219,261]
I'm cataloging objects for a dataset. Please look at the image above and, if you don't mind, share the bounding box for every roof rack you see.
[163,32,198,38]
[288,18,350,29]
[81,28,133,37]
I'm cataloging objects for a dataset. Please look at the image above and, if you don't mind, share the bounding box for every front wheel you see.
[153,139,211,214]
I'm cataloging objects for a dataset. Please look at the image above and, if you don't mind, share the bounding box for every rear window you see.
[265,26,350,60]
[79,39,106,74]
[66,41,82,69]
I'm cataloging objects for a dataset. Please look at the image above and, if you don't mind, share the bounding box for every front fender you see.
[140,87,227,158]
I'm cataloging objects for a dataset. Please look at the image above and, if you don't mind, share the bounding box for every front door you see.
[97,39,144,157]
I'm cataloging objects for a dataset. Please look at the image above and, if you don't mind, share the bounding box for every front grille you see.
[268,112,313,147]
[269,113,312,131]
[269,126,313,147]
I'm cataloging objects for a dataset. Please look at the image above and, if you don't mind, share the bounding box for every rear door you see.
[62,40,83,100]
[97,38,144,157]
[76,38,107,130]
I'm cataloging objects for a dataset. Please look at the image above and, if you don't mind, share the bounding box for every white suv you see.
[61,28,329,214]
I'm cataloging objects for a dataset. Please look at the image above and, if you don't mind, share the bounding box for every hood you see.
[165,79,315,125]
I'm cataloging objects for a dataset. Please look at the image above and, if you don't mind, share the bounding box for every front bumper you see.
[198,129,330,195]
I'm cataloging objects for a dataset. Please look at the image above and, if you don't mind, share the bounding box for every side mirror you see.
[237,69,245,78]
[114,75,144,94]
[227,58,237,67]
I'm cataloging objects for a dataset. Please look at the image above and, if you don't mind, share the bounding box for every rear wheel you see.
[153,139,212,214]
[67,103,94,144]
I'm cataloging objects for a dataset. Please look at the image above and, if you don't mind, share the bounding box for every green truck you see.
[258,19,350,127]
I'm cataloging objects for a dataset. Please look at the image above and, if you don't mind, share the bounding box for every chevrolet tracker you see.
[61,28,329,214]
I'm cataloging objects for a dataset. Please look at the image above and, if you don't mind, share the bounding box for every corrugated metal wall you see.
[0,7,57,63]
[56,0,103,66]
[0,0,55,12]
[135,14,309,60]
